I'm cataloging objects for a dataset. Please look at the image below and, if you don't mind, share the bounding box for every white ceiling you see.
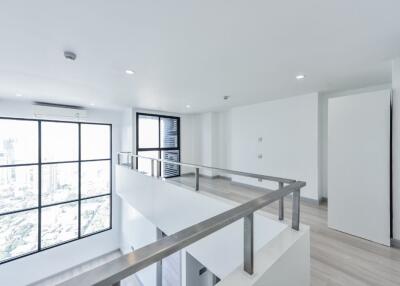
[0,0,399,113]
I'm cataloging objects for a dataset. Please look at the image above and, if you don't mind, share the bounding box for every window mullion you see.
[78,123,81,239]
[38,121,42,251]
[158,116,161,176]
[0,117,112,265]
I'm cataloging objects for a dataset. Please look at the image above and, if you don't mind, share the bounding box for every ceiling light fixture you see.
[90,103,95,106]
[16,93,22,97]
[125,69,135,75]
[186,104,191,108]
[296,74,305,80]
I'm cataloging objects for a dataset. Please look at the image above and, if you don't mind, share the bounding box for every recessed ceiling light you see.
[90,103,95,106]
[125,69,135,75]
[186,104,191,109]
[296,74,305,80]
[16,93,22,97]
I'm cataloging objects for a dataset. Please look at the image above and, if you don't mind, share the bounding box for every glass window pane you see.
[81,196,110,236]
[0,165,38,214]
[41,163,78,205]
[41,202,78,248]
[161,150,180,178]
[160,117,179,148]
[138,151,158,176]
[0,119,38,165]
[41,122,78,163]
[81,161,110,198]
[138,115,159,149]
[81,124,110,160]
[0,210,38,263]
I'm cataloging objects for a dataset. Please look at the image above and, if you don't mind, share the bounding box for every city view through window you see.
[0,118,111,263]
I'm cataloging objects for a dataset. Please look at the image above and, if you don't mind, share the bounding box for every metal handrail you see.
[58,152,305,286]
[118,152,296,184]
[58,180,305,286]
[119,152,292,221]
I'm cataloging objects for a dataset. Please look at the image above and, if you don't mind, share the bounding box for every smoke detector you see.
[64,51,77,61]
[223,95,230,100]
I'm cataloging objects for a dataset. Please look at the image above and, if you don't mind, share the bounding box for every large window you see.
[0,117,112,264]
[136,113,180,178]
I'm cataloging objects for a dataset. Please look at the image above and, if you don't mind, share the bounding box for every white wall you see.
[319,84,391,198]
[393,59,400,240]
[120,201,157,285]
[186,253,215,286]
[177,93,319,200]
[327,90,391,246]
[191,112,220,177]
[121,108,133,153]
[217,228,310,286]
[217,111,232,171]
[228,93,320,200]
[0,99,122,285]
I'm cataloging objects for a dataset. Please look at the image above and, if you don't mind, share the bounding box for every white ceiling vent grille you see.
[33,102,87,120]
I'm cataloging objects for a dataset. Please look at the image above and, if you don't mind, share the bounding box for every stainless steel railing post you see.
[195,167,200,191]
[151,159,155,177]
[278,182,284,220]
[130,155,134,170]
[244,213,254,275]
[156,228,164,286]
[292,188,300,230]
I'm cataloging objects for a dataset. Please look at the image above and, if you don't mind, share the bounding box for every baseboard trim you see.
[299,196,321,206]
[391,239,400,248]
[319,197,328,204]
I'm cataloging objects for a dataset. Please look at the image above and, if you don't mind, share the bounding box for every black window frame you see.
[136,112,181,178]
[0,116,112,265]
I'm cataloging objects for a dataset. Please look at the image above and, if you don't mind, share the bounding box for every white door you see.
[328,90,391,246]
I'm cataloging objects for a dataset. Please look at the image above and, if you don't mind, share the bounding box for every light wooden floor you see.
[170,175,400,286]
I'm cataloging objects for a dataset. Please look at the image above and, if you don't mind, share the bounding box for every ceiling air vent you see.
[33,102,87,120]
